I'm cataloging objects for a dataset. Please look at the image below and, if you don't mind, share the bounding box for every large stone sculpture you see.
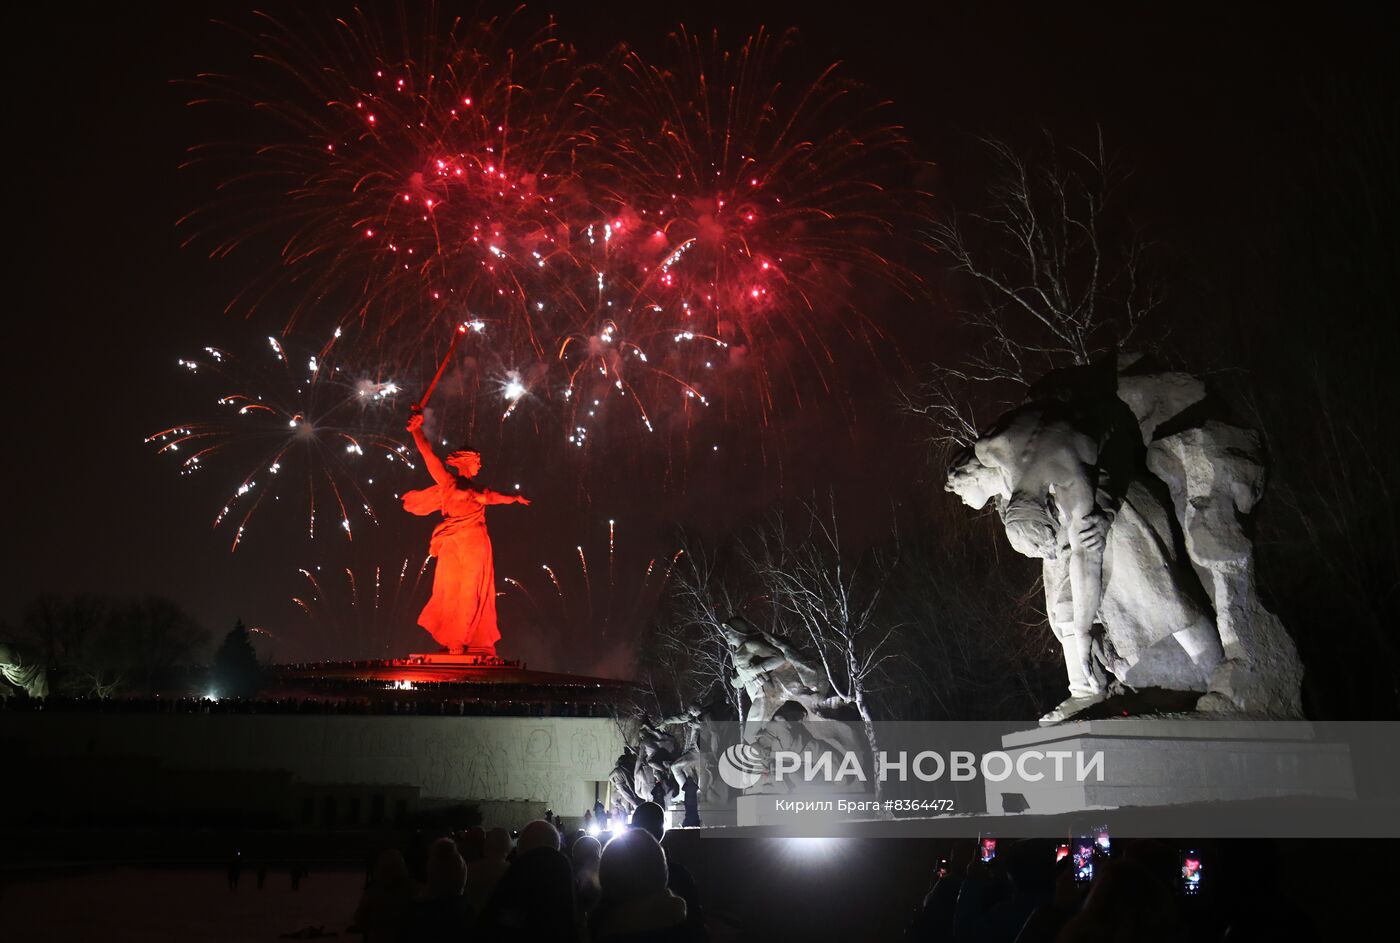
[633,719,682,805]
[660,702,728,804]
[722,618,849,724]
[0,643,48,698]
[607,748,642,815]
[946,355,1303,722]
[721,617,863,760]
[403,413,530,656]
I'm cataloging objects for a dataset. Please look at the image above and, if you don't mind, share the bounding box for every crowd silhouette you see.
[0,693,611,717]
[905,837,1320,943]
[342,802,705,942]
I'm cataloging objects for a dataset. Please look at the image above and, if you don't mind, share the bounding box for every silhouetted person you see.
[591,829,691,941]
[467,827,513,909]
[353,849,415,943]
[573,834,604,924]
[460,825,486,865]
[476,844,576,939]
[629,802,707,939]
[1054,860,1180,943]
[405,838,473,943]
[681,776,700,828]
[908,849,961,942]
[518,818,563,854]
[947,839,1055,943]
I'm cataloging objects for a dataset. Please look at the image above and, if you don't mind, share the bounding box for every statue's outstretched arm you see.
[406,414,452,486]
[477,488,529,506]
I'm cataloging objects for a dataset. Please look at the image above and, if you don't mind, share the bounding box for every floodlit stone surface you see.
[947,356,1304,721]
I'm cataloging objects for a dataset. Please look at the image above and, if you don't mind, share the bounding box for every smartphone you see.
[1092,825,1111,858]
[1055,842,1070,863]
[1179,850,1203,896]
[936,857,950,879]
[1072,838,1096,883]
[978,835,997,863]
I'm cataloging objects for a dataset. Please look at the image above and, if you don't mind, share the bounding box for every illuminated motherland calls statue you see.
[946,354,1303,722]
[403,413,530,656]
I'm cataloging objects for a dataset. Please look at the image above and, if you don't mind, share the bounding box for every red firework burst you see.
[582,26,926,427]
[181,13,926,470]
[183,3,596,355]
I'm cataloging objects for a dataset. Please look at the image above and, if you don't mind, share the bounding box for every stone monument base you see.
[986,718,1355,816]
[669,801,738,829]
[405,650,511,667]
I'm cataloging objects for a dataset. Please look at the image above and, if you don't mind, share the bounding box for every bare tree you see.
[912,131,1162,442]
[879,500,1059,720]
[744,495,900,798]
[668,539,746,719]
[638,537,749,723]
[4,595,207,697]
[15,594,108,671]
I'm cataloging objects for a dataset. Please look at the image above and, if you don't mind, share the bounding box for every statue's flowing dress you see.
[403,479,510,654]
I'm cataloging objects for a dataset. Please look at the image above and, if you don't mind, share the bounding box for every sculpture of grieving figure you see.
[608,749,642,815]
[721,618,864,761]
[721,617,849,723]
[660,703,724,803]
[946,402,1226,722]
[747,711,812,794]
[633,719,681,804]
[0,643,48,699]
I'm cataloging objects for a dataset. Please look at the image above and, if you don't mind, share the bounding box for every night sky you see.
[7,2,1391,673]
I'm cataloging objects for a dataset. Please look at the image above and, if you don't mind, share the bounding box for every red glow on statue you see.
[403,412,529,655]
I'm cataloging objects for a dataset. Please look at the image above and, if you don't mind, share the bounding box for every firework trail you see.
[292,554,432,658]
[502,519,680,652]
[147,330,412,549]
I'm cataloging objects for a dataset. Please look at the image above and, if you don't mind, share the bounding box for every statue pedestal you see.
[668,801,738,829]
[986,718,1355,816]
[404,651,509,668]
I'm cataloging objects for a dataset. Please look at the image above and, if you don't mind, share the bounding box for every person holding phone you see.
[950,839,1057,943]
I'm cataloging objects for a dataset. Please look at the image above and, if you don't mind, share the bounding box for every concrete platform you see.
[985,718,1356,816]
